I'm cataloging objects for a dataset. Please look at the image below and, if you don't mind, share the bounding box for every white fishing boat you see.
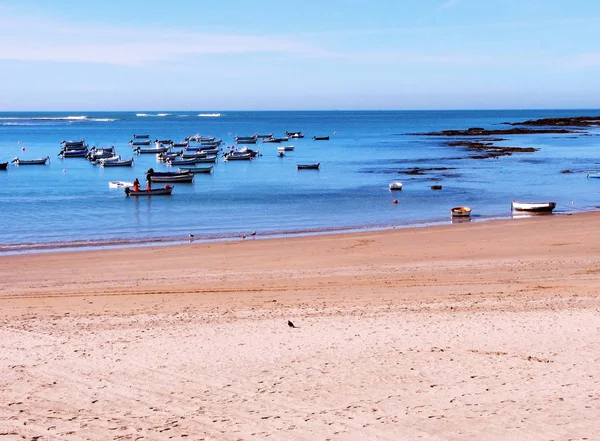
[277,145,295,152]
[389,182,403,190]
[511,201,556,213]
[109,181,134,188]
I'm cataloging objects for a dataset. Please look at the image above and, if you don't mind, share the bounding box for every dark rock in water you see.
[561,169,574,174]
[510,116,600,127]
[430,185,442,190]
[398,167,455,175]
[447,140,537,159]
[416,127,573,136]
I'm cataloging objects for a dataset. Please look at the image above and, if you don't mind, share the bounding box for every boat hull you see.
[511,201,556,212]
[178,166,213,174]
[297,163,320,170]
[450,206,472,217]
[125,186,173,196]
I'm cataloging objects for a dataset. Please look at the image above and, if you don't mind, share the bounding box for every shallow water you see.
[1,110,599,253]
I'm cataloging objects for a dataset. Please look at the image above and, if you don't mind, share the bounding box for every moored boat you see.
[277,145,295,152]
[109,181,134,188]
[389,182,403,191]
[133,134,150,139]
[125,185,173,196]
[450,206,472,217]
[586,172,600,178]
[130,139,152,146]
[135,146,169,154]
[148,171,194,183]
[11,156,50,165]
[178,166,214,174]
[297,162,320,170]
[0,162,8,170]
[100,157,134,167]
[511,201,556,213]
[59,148,88,158]
[313,136,330,141]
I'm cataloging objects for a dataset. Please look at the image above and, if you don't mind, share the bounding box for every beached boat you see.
[109,181,134,188]
[586,172,600,178]
[450,206,472,217]
[297,163,320,170]
[149,171,194,183]
[511,201,556,213]
[125,185,173,196]
[178,166,214,174]
[0,162,8,170]
[313,136,330,141]
[101,157,134,167]
[389,182,403,190]
[277,145,295,152]
[12,156,50,165]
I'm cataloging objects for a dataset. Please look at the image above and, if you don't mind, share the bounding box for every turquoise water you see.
[1,110,599,253]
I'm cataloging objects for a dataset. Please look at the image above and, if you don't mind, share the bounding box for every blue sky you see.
[1,0,599,110]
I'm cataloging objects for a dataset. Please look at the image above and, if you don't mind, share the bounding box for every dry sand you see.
[1,213,599,440]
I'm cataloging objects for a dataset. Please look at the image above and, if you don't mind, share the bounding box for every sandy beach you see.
[1,213,599,441]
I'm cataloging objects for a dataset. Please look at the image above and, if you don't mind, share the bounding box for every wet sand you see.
[1,213,599,440]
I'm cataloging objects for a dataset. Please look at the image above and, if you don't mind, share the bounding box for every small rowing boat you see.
[12,156,50,165]
[297,163,320,170]
[125,185,174,196]
[178,166,214,174]
[450,206,472,217]
[313,136,330,141]
[109,181,134,188]
[511,201,556,213]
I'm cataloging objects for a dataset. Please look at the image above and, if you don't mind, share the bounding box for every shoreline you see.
[0,206,586,255]
[2,209,599,440]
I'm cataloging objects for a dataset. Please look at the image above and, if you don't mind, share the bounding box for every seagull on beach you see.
[189,233,195,241]
[288,320,296,328]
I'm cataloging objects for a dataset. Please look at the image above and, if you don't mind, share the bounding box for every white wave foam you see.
[198,113,221,117]
[136,113,173,117]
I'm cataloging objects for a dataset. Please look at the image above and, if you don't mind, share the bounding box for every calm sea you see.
[1,110,599,253]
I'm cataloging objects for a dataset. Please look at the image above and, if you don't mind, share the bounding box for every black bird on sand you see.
[288,320,296,328]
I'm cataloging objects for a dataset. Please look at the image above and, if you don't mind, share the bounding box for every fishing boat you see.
[389,182,403,190]
[12,156,50,165]
[285,131,304,138]
[450,206,472,217]
[59,148,88,158]
[511,201,556,213]
[125,185,173,196]
[109,181,134,188]
[130,139,152,146]
[167,158,198,166]
[61,139,86,149]
[170,141,189,148]
[194,155,218,163]
[297,163,320,170]
[133,134,150,139]
[100,157,134,167]
[0,162,8,170]
[225,152,252,161]
[313,136,330,141]
[277,145,295,152]
[262,137,288,143]
[135,146,169,154]
[178,166,214,174]
[149,171,194,183]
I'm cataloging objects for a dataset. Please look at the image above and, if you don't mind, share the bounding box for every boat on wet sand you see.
[511,201,556,213]
[450,206,472,217]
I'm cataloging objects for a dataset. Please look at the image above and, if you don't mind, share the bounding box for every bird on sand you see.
[288,320,296,328]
